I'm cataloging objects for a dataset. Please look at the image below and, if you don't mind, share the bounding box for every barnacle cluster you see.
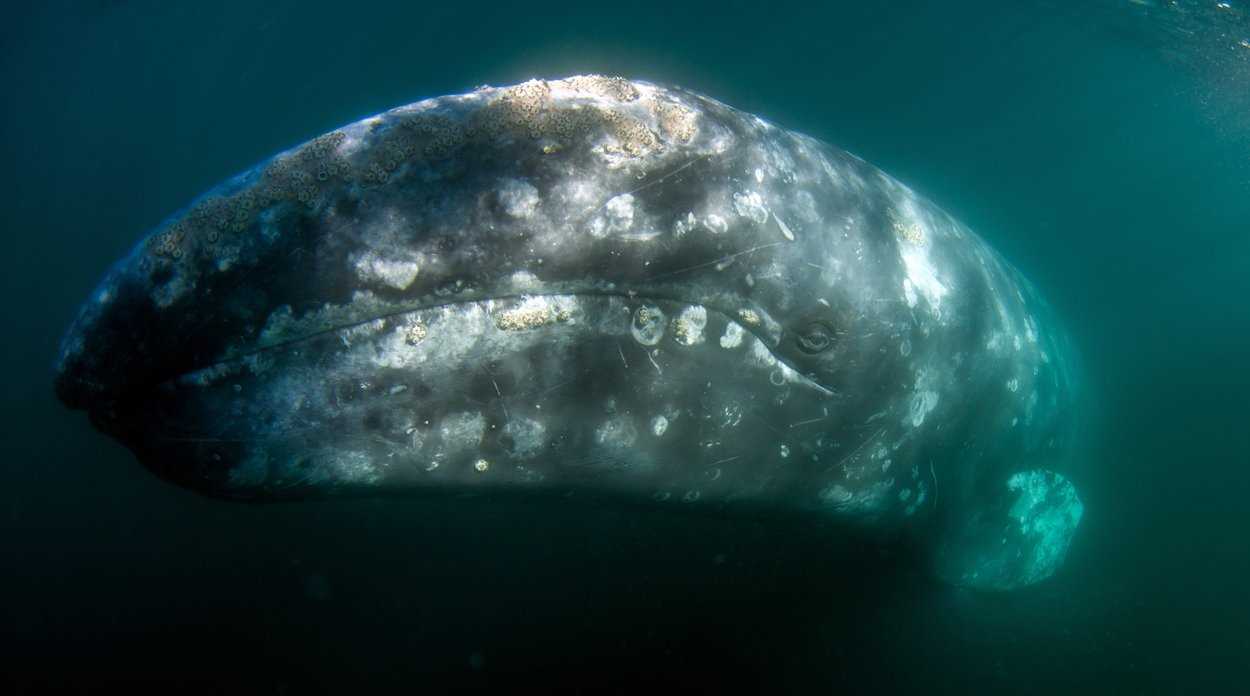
[466,78,669,157]
[562,75,640,102]
[890,210,926,245]
[141,77,699,270]
[260,131,347,204]
[652,98,698,144]
[145,131,350,264]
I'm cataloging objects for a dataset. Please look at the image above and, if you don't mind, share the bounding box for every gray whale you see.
[56,76,1084,591]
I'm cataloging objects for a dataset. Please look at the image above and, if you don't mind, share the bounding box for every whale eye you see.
[795,321,836,354]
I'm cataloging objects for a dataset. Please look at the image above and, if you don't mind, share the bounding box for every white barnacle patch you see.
[338,318,387,348]
[589,193,636,237]
[900,244,948,316]
[329,450,380,485]
[496,178,540,219]
[178,361,239,388]
[508,270,541,291]
[503,416,546,457]
[671,305,707,346]
[719,322,744,349]
[371,304,488,369]
[651,415,669,437]
[819,480,894,516]
[703,213,728,234]
[673,211,698,237]
[732,191,769,226]
[595,415,638,449]
[631,304,666,345]
[1004,470,1084,586]
[1006,378,1020,393]
[749,337,778,368]
[908,389,939,428]
[440,411,486,453]
[353,250,422,291]
[892,203,949,316]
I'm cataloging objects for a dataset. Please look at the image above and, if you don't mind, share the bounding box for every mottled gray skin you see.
[56,76,1085,591]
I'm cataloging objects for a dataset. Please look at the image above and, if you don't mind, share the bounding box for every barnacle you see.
[150,220,188,259]
[563,75,640,102]
[600,108,661,157]
[364,162,387,184]
[653,99,698,144]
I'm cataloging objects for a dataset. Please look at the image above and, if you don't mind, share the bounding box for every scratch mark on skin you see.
[617,342,628,369]
[490,376,510,423]
[835,427,887,468]
[749,409,784,437]
[645,242,787,282]
[612,154,712,204]
[539,378,573,396]
[930,459,939,511]
[646,351,663,375]
[584,154,715,224]
[788,415,828,429]
[710,455,740,467]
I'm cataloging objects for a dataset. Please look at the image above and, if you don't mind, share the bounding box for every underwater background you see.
[3,0,1247,692]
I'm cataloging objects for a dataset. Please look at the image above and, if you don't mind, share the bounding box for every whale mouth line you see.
[176,290,836,398]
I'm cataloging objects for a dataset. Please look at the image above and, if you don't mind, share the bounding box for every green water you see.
[3,1,1248,692]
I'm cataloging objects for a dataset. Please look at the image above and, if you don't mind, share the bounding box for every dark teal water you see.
[3,1,1248,692]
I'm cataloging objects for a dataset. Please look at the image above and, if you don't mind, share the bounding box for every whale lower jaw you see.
[100,293,840,505]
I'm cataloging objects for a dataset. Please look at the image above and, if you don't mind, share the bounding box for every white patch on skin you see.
[330,450,380,484]
[338,318,387,347]
[749,337,777,367]
[820,479,894,515]
[672,305,707,346]
[720,322,744,349]
[631,304,667,346]
[604,193,635,230]
[773,212,795,241]
[440,411,486,452]
[703,213,728,234]
[900,244,948,316]
[909,390,939,427]
[509,270,541,290]
[673,212,698,237]
[732,191,769,225]
[497,178,540,219]
[1007,378,1020,393]
[354,251,421,291]
[595,416,638,449]
[504,416,546,457]
[651,415,669,436]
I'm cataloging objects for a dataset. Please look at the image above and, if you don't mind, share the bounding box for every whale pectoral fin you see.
[934,469,1084,592]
